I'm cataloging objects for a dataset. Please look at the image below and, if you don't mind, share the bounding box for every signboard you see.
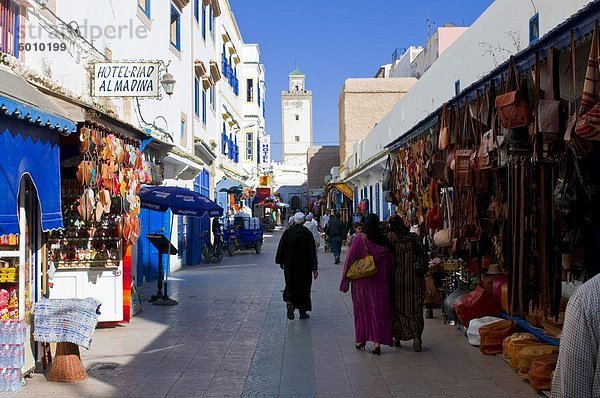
[256,188,271,198]
[260,135,270,164]
[92,62,160,97]
[258,175,270,187]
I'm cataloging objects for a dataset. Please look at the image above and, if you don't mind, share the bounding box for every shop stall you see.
[46,119,165,323]
[0,66,77,376]
[324,183,354,223]
[382,4,600,394]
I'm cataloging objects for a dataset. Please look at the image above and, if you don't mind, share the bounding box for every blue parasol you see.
[139,186,223,218]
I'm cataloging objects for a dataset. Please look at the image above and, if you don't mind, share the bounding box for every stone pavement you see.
[15,228,541,398]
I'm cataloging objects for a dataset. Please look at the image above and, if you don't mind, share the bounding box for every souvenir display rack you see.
[47,179,122,270]
[0,236,19,321]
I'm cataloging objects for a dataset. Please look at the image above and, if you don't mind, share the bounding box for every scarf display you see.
[33,298,101,349]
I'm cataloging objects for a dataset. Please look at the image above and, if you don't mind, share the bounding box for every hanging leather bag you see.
[495,57,534,129]
[576,23,600,140]
[537,48,562,141]
[433,188,453,248]
[438,103,450,150]
[382,154,392,191]
[455,105,473,187]
[425,179,444,230]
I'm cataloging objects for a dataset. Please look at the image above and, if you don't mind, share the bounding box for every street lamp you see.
[161,71,176,97]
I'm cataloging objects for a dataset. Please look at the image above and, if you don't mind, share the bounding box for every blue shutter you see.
[202,4,206,39]
[375,183,380,218]
[194,78,199,117]
[202,89,207,124]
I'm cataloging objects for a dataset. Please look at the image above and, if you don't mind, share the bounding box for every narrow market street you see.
[17,229,539,398]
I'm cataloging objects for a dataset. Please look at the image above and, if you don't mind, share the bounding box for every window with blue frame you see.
[1,0,20,57]
[529,13,540,44]
[194,77,200,117]
[202,88,207,124]
[375,183,380,217]
[209,6,214,37]
[193,0,199,22]
[222,123,227,155]
[234,137,239,163]
[369,186,373,213]
[201,3,206,40]
[201,169,210,197]
[138,0,150,18]
[228,134,233,159]
[258,85,261,106]
[170,5,181,51]
[246,132,253,161]
[180,118,186,144]
[210,85,215,111]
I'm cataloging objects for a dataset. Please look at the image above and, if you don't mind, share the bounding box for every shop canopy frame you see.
[325,183,354,200]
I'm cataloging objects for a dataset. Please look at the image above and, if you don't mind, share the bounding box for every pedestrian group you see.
[276,209,426,355]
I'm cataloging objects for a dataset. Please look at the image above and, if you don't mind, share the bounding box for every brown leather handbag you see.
[438,103,450,150]
[537,48,562,142]
[425,179,444,230]
[495,57,533,129]
[433,188,453,247]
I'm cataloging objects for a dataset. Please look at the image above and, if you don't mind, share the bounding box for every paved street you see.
[17,229,540,398]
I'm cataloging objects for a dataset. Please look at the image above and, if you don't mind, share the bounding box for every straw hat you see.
[486,263,502,275]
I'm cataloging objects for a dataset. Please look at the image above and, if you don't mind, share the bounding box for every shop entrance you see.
[290,196,301,211]
[18,175,41,375]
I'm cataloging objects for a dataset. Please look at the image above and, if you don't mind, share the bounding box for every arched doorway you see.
[290,196,301,211]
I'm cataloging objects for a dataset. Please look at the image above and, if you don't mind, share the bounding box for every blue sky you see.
[230,0,494,161]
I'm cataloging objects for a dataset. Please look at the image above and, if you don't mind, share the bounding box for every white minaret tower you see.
[281,66,312,167]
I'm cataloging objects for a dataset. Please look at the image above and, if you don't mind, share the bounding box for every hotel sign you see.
[92,62,160,97]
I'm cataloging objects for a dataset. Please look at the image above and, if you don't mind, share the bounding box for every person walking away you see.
[339,214,394,355]
[326,212,344,264]
[304,214,321,250]
[276,212,318,320]
[551,273,600,397]
[321,210,331,230]
[385,215,426,352]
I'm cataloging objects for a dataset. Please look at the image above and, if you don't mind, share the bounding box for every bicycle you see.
[201,231,224,264]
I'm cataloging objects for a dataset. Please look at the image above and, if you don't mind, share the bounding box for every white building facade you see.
[17,0,267,275]
[342,0,592,222]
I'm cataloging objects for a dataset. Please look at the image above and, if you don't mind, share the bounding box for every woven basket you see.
[47,342,87,382]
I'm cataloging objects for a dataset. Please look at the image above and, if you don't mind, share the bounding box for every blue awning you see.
[0,66,78,234]
[0,66,76,133]
[0,115,65,234]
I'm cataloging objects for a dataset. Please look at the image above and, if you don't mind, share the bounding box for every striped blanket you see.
[33,298,101,349]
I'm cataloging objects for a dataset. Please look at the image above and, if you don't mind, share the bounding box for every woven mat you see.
[33,298,101,349]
